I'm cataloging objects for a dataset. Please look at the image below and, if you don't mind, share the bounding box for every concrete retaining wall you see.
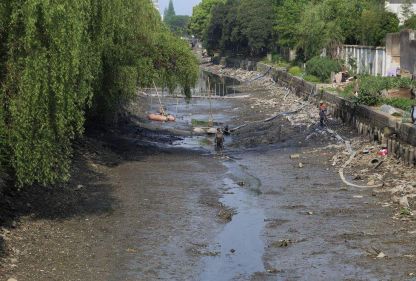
[257,62,416,165]
[400,30,416,74]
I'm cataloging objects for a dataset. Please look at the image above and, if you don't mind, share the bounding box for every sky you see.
[159,0,201,16]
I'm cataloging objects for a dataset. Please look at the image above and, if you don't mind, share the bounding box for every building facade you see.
[385,0,416,23]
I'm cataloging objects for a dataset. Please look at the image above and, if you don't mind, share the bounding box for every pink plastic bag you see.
[378,149,388,156]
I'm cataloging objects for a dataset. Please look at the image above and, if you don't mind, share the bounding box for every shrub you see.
[354,76,388,106]
[389,77,415,89]
[382,98,416,111]
[352,76,416,106]
[305,56,342,82]
[303,74,321,83]
[288,66,303,77]
[272,55,290,68]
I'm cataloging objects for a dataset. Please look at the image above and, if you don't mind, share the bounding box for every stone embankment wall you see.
[217,57,416,165]
[258,62,416,165]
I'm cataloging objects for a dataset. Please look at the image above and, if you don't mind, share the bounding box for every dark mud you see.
[1,69,416,281]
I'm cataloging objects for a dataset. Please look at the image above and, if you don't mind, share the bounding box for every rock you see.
[267,268,281,273]
[367,180,375,186]
[377,252,386,258]
[193,128,205,134]
[290,154,300,159]
[237,181,245,187]
[218,209,234,222]
[271,239,293,248]
[11,221,17,228]
[400,196,410,209]
[8,278,18,281]
[380,104,402,116]
[230,249,236,253]
[298,163,304,168]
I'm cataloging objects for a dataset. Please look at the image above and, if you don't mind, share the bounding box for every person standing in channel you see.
[215,128,224,153]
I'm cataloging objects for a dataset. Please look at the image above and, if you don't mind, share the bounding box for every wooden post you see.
[387,139,392,156]
[392,140,397,157]
[398,143,403,160]
[411,147,416,167]
[409,146,415,167]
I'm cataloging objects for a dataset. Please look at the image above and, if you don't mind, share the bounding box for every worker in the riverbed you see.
[215,128,224,152]
[319,101,328,127]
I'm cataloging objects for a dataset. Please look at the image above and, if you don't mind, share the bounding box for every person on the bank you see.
[319,101,328,127]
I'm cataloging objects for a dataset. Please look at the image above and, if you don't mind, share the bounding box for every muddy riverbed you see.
[1,68,416,281]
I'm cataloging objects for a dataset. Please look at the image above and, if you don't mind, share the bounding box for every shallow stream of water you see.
[200,162,266,281]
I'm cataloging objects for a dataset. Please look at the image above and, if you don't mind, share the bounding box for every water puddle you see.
[200,162,266,281]
[171,136,213,151]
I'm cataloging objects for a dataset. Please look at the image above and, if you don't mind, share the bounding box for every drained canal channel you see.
[2,69,416,281]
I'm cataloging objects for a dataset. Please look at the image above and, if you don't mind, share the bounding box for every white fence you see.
[340,45,387,76]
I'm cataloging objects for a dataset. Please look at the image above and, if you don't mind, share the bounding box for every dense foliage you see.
[403,14,416,29]
[353,76,416,106]
[188,0,225,38]
[0,0,198,186]
[296,0,399,60]
[305,57,342,82]
[201,0,276,56]
[194,0,401,60]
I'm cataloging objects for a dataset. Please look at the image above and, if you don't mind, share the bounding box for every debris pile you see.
[203,62,416,216]
[332,137,416,214]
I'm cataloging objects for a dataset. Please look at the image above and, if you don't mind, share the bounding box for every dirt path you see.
[1,68,416,281]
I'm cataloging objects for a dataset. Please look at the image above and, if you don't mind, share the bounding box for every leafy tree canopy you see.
[189,0,225,38]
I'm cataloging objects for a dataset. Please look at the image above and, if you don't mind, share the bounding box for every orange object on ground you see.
[148,113,176,122]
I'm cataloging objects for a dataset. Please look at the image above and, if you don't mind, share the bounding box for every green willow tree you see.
[0,0,198,186]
